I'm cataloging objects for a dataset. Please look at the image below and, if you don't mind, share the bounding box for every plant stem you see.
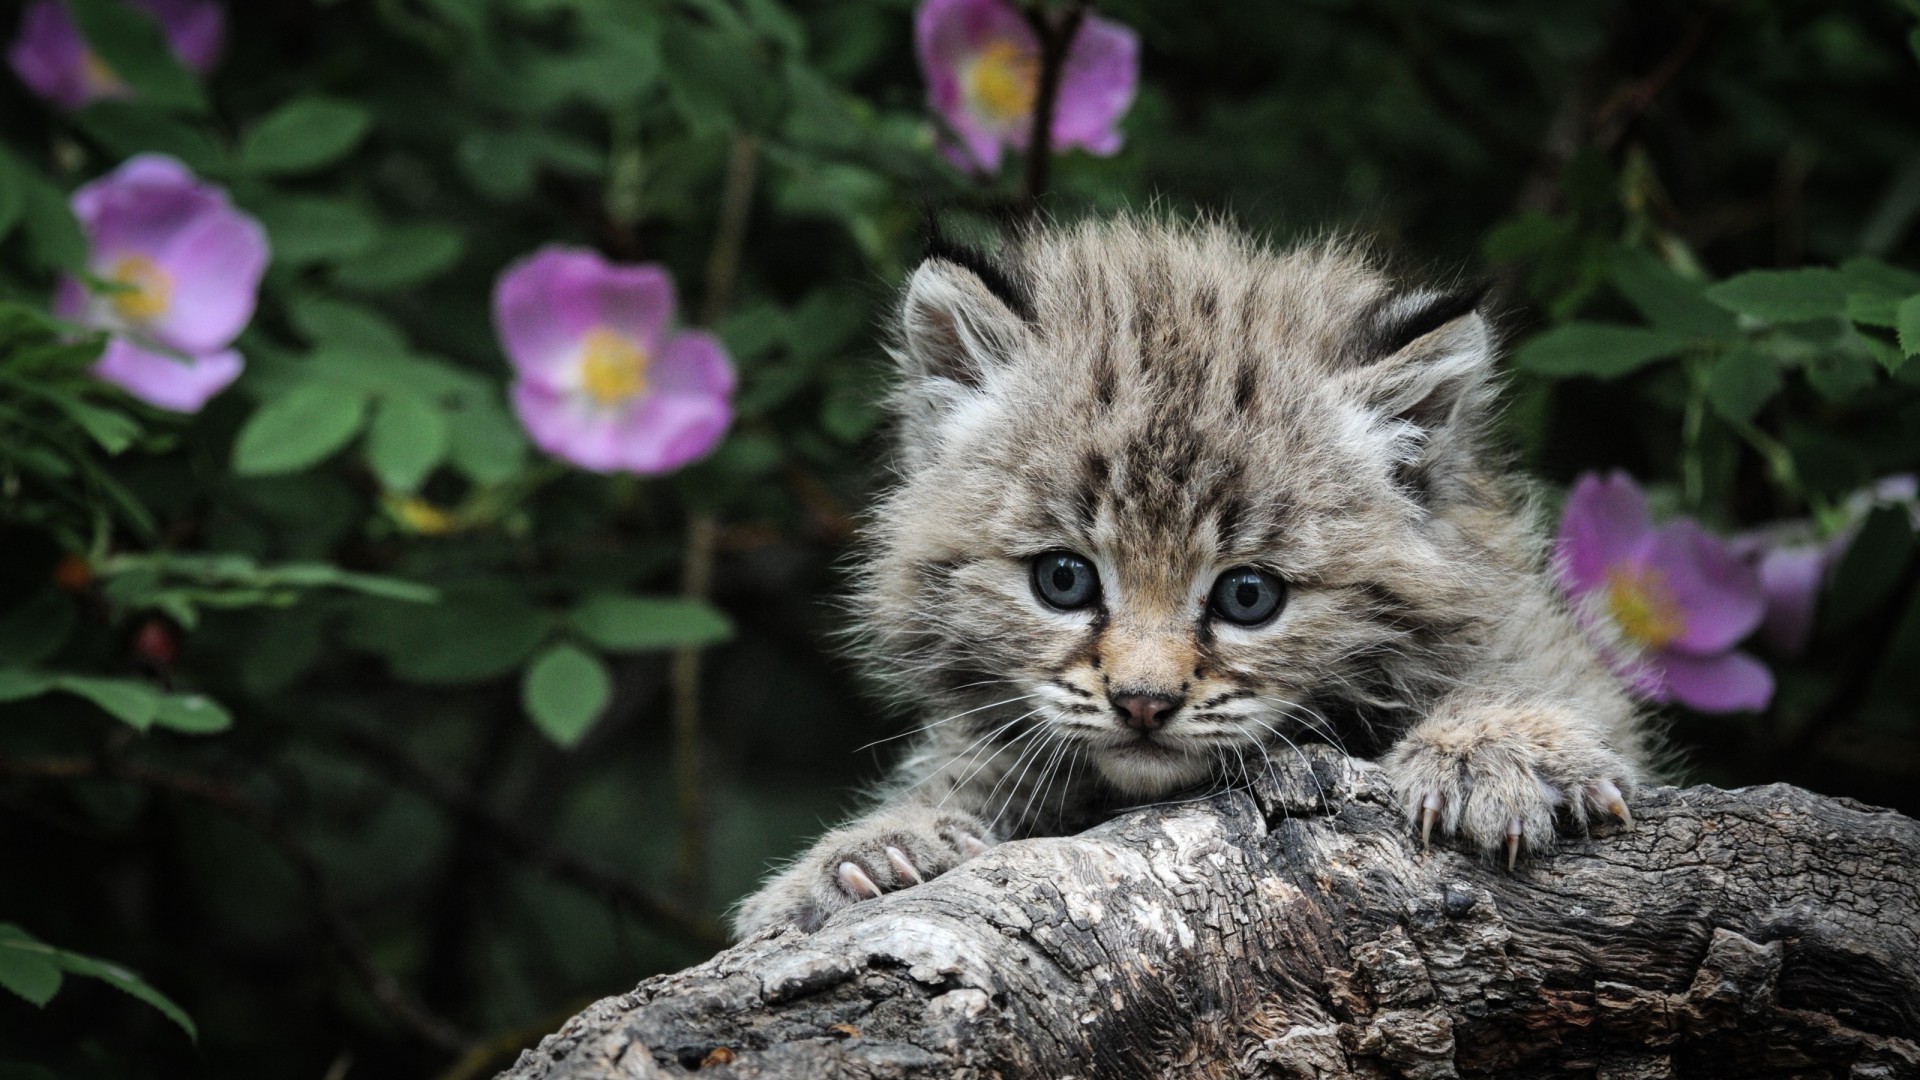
[669,133,760,905]
[1021,2,1086,214]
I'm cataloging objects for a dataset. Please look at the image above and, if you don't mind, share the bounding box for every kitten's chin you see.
[1092,741,1213,798]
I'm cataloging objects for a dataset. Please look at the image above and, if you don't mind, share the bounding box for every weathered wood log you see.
[500,746,1920,1079]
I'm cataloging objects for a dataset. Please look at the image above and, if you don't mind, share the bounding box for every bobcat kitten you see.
[733,218,1649,937]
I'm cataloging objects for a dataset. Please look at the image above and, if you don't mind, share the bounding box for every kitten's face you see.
[862,221,1493,798]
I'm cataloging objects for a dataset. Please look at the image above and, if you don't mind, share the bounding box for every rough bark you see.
[500,747,1920,1079]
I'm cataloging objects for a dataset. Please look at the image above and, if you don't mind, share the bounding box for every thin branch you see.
[1020,2,1086,214]
[0,753,477,1054]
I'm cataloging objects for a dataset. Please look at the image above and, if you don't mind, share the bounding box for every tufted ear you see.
[1339,286,1498,505]
[896,256,1032,388]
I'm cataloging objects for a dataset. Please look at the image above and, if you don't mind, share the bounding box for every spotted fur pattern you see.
[732,218,1651,938]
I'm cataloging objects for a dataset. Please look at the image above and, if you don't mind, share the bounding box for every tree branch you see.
[499,746,1920,1078]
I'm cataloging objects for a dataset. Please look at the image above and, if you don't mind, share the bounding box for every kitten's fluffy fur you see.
[733,218,1650,937]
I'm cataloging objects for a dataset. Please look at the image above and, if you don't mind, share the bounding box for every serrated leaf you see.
[1846,292,1900,329]
[1705,269,1850,322]
[14,164,86,270]
[571,595,733,652]
[365,393,449,492]
[1513,323,1690,379]
[1705,347,1783,424]
[73,102,226,174]
[1897,295,1920,359]
[238,97,372,174]
[0,926,195,1039]
[231,386,370,476]
[333,225,464,290]
[521,644,613,748]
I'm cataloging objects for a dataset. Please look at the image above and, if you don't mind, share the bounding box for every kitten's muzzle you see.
[1111,692,1181,732]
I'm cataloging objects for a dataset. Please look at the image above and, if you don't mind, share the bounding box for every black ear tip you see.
[914,230,1035,322]
[1364,282,1491,361]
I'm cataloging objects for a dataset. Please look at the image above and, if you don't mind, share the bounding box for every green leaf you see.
[333,224,464,290]
[364,393,449,492]
[1705,269,1850,322]
[1898,295,1920,359]
[1513,323,1690,379]
[1607,250,1736,338]
[445,396,528,484]
[50,394,141,453]
[1705,347,1783,424]
[0,670,54,702]
[14,163,87,271]
[0,927,195,1039]
[252,196,379,265]
[238,97,373,174]
[571,595,733,652]
[0,152,24,244]
[0,930,63,1007]
[1845,292,1900,329]
[1824,508,1914,632]
[56,675,161,729]
[344,583,544,684]
[1804,351,1878,403]
[231,386,371,476]
[67,0,206,112]
[521,644,613,748]
[150,692,233,734]
[73,103,227,174]
[287,296,407,354]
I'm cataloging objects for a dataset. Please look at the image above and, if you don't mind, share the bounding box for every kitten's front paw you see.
[731,805,995,938]
[1381,708,1635,869]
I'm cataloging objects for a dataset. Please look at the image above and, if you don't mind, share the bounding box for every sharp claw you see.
[1505,818,1523,872]
[837,861,880,899]
[1594,779,1633,830]
[1420,792,1442,850]
[884,846,923,885]
[958,833,990,858]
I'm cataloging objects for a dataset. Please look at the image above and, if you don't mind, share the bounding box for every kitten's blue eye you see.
[1210,567,1286,626]
[1032,551,1100,610]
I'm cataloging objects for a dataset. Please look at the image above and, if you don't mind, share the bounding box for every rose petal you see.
[916,0,1031,173]
[92,338,242,413]
[1048,14,1137,156]
[1642,519,1765,655]
[145,196,270,353]
[614,393,732,474]
[653,331,737,398]
[74,155,226,259]
[1654,649,1774,714]
[1753,543,1825,656]
[135,0,224,74]
[493,247,673,383]
[510,381,730,475]
[7,0,95,110]
[1554,470,1651,599]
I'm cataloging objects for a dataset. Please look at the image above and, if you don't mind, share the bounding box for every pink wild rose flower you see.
[1555,471,1772,713]
[916,0,1138,174]
[493,247,735,475]
[9,0,223,110]
[54,154,269,412]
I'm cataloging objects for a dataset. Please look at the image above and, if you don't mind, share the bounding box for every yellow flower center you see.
[1604,565,1684,648]
[965,39,1039,124]
[577,327,650,406]
[386,494,460,535]
[81,50,127,96]
[106,254,173,323]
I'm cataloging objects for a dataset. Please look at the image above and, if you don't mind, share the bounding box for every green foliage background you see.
[3,1,1919,1076]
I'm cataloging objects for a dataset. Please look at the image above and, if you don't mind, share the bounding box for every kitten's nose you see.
[1112,693,1180,732]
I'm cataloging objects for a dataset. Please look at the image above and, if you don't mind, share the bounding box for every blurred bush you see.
[1,1,1917,1076]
